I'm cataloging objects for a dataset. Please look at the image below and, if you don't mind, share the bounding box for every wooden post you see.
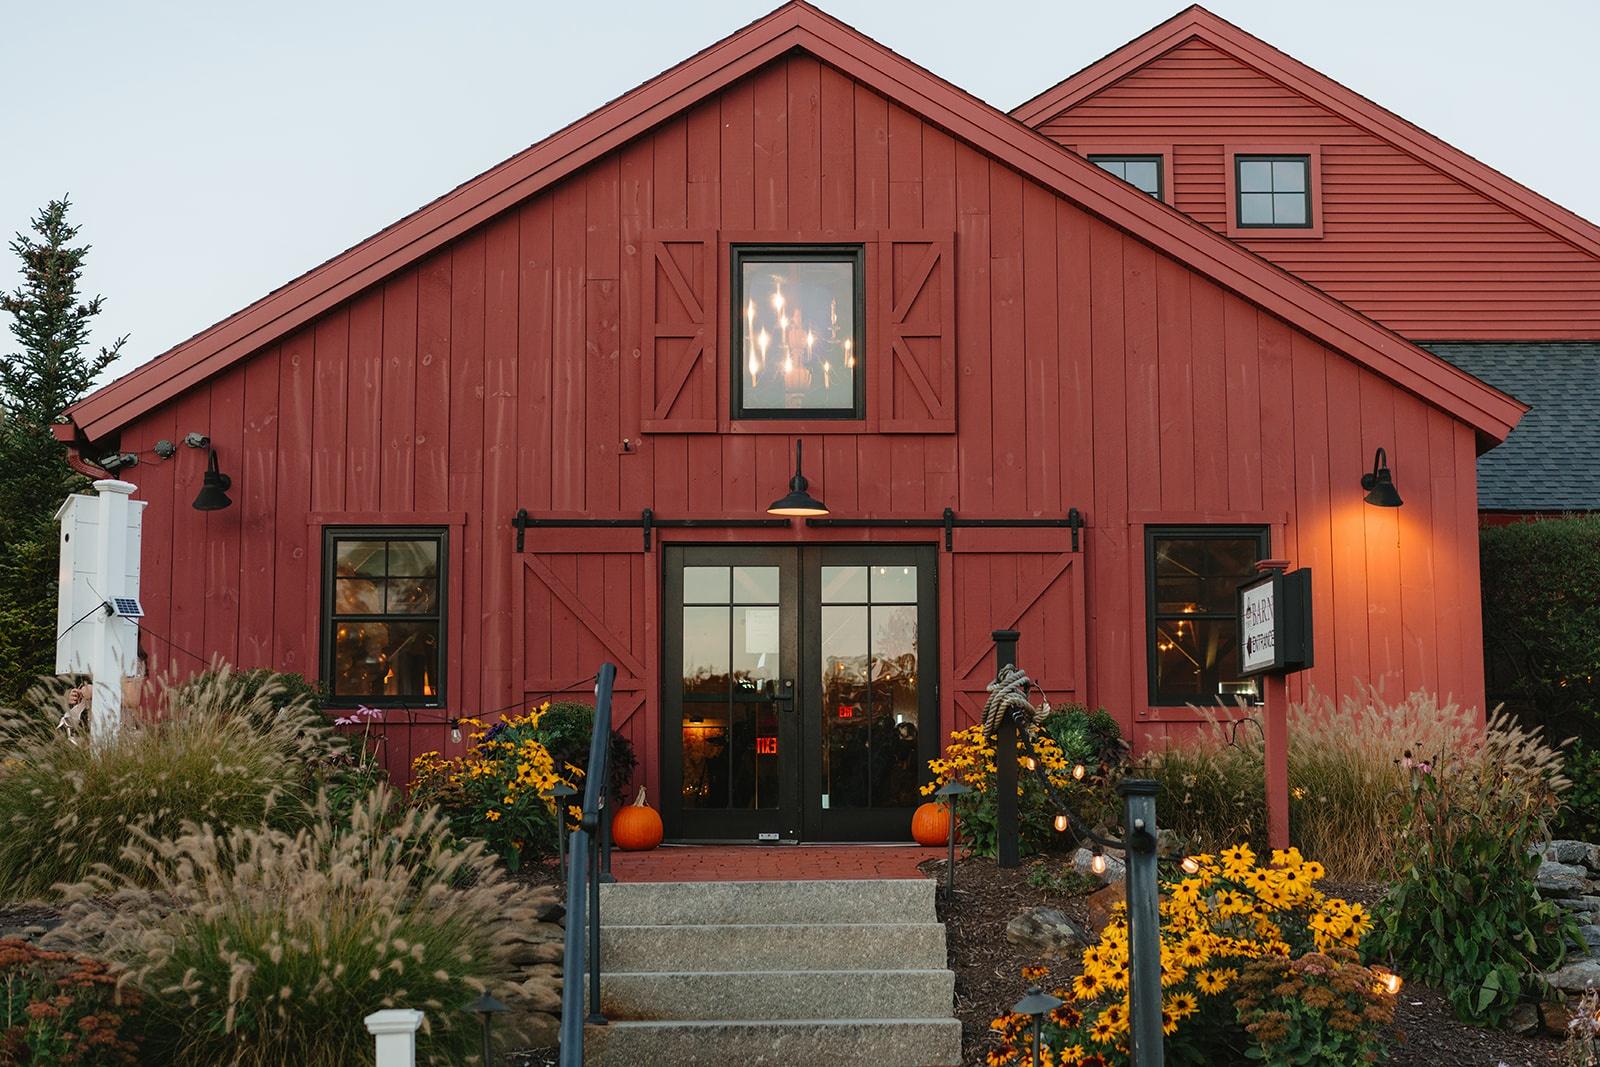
[993,629,1020,869]
[1256,559,1291,851]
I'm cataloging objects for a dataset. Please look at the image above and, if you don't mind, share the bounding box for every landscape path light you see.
[1013,984,1064,1067]
[933,779,972,898]
[466,991,508,1066]
[552,782,578,883]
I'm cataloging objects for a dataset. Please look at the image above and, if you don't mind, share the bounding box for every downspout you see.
[51,421,114,480]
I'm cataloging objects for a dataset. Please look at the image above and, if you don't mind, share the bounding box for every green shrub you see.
[169,666,326,730]
[1146,688,1475,881]
[530,700,638,804]
[0,937,145,1065]
[0,670,337,900]
[1481,515,1600,743]
[1233,948,1394,1066]
[49,787,541,1067]
[1558,739,1600,841]
[1371,709,1578,1026]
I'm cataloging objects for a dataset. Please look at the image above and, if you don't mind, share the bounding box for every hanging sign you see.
[1236,568,1314,676]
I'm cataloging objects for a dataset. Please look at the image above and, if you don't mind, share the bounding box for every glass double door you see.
[662,544,938,841]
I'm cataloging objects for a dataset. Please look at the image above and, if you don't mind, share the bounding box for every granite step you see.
[599,920,946,973]
[598,877,936,925]
[583,1017,962,1067]
[598,967,955,1021]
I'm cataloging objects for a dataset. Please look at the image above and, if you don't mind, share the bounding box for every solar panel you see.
[107,597,144,618]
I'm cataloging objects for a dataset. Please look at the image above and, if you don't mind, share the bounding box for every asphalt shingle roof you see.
[1425,343,1600,512]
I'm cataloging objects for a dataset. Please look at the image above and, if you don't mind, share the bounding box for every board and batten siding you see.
[1033,39,1600,341]
[116,53,1486,785]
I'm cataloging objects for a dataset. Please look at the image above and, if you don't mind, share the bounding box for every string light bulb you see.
[1373,967,1403,996]
[1021,756,1037,771]
[1181,856,1201,875]
[1090,852,1107,876]
[449,719,462,745]
[1053,814,1069,833]
[1071,763,1087,781]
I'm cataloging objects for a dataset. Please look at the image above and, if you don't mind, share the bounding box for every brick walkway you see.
[609,843,943,882]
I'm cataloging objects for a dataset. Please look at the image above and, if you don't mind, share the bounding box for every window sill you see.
[722,419,872,435]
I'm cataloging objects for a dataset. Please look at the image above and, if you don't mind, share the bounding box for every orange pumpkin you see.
[612,787,664,851]
[911,800,951,847]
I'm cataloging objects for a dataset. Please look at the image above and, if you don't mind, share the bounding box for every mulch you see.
[925,854,1566,1067]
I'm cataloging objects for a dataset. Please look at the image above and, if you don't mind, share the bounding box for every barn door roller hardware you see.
[511,508,790,552]
[805,506,1085,552]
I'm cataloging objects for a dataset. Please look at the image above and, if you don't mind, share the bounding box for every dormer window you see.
[1090,155,1163,200]
[732,245,866,420]
[1235,154,1312,228]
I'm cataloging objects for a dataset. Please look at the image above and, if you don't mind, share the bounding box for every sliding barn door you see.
[513,531,654,797]
[947,532,1088,727]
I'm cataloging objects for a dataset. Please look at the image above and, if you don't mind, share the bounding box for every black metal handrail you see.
[558,661,617,1067]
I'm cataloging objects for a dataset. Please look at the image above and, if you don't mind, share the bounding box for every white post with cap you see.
[365,1009,424,1067]
[54,479,146,743]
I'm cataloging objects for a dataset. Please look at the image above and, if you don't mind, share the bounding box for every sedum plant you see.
[47,786,540,1067]
[1370,708,1578,1026]
[0,937,146,1064]
[0,668,336,900]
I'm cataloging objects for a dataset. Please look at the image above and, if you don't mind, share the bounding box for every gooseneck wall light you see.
[765,440,829,517]
[1360,447,1403,508]
[192,449,233,511]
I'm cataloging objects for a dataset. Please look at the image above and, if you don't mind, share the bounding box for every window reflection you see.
[1148,531,1264,705]
[681,566,781,811]
[734,248,863,417]
[326,532,444,702]
[820,566,920,810]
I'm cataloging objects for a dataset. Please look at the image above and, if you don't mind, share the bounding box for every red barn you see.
[56,3,1525,841]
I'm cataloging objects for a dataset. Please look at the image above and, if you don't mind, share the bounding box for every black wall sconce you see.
[1361,447,1403,508]
[193,450,232,511]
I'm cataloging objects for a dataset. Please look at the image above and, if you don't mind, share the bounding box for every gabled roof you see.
[1426,343,1600,511]
[1011,4,1600,264]
[65,0,1525,446]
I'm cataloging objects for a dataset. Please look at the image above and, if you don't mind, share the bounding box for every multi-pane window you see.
[323,529,445,704]
[1236,155,1312,227]
[733,245,865,419]
[1146,527,1269,706]
[1090,155,1164,199]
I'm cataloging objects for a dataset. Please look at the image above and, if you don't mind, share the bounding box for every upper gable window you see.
[733,245,865,420]
[1090,155,1163,200]
[1235,155,1312,228]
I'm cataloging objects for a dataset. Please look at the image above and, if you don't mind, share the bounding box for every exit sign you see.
[756,736,778,755]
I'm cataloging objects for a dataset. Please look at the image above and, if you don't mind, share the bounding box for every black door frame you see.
[660,542,939,842]
[661,545,802,842]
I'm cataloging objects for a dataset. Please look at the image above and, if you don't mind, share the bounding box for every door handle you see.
[770,678,796,712]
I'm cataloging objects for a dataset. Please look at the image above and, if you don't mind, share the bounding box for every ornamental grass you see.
[0,668,336,900]
[46,786,539,1067]
[1146,687,1478,880]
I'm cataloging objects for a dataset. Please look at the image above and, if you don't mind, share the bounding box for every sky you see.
[3,0,1597,386]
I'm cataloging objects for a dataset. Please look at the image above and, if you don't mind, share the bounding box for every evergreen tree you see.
[0,197,125,700]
